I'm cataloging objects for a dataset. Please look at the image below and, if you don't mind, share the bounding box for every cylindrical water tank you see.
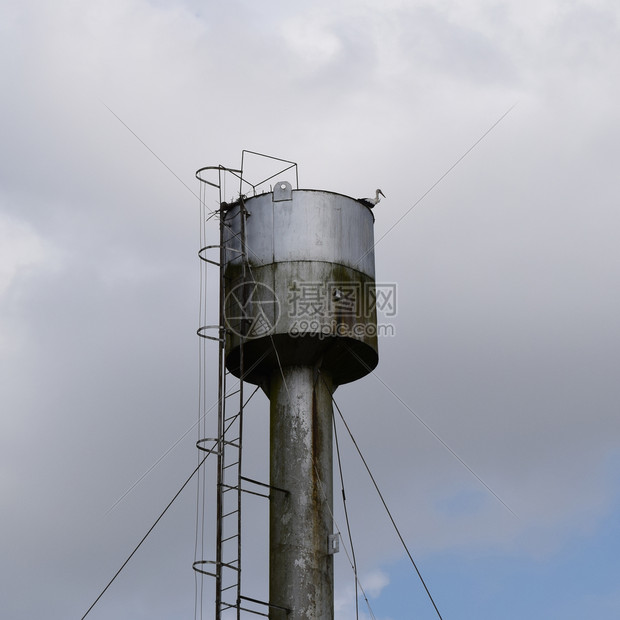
[222,181,378,387]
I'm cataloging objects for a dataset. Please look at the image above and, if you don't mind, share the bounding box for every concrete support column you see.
[269,366,334,619]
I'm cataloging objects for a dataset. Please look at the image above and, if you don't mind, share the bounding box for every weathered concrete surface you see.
[269,367,334,619]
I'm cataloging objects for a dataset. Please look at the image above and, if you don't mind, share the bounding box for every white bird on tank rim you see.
[358,188,385,208]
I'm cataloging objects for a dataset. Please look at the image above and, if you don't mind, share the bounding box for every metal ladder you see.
[196,168,271,619]
[195,157,298,619]
[215,197,247,619]
[194,165,247,619]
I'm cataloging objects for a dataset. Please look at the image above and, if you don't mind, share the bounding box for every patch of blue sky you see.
[368,491,620,618]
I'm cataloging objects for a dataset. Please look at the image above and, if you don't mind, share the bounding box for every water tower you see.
[196,152,378,619]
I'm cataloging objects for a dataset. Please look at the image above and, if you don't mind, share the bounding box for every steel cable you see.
[81,454,210,619]
[332,404,360,620]
[329,391,444,620]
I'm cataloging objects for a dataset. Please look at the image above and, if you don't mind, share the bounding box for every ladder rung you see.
[219,560,240,571]
[222,435,240,444]
[241,487,270,499]
[240,476,288,495]
[222,508,239,518]
[220,602,235,610]
[238,607,269,617]
[222,533,239,543]
[240,596,290,614]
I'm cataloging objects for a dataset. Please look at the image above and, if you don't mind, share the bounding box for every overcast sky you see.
[2,1,620,618]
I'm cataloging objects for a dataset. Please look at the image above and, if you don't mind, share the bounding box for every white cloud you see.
[281,15,343,67]
[335,568,392,620]
[0,211,59,297]
[0,215,40,295]
[362,568,391,598]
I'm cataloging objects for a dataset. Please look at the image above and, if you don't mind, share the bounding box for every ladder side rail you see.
[215,174,228,619]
